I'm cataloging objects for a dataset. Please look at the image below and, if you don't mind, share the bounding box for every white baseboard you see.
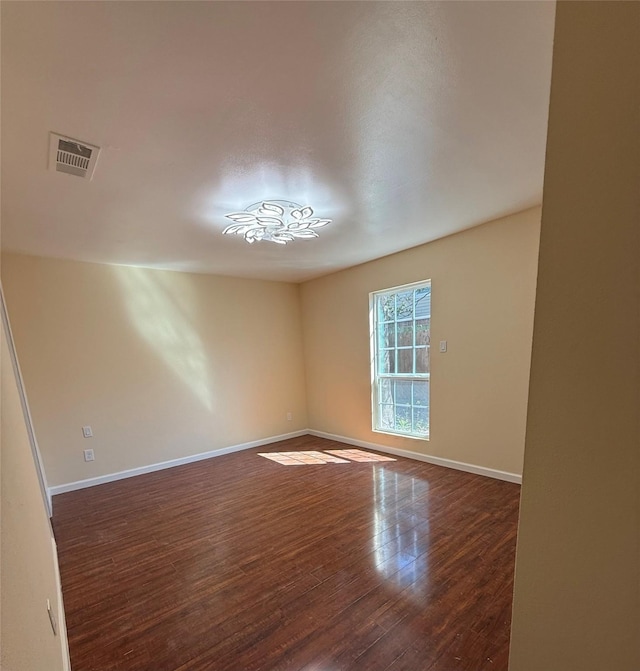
[48,430,308,497]
[49,428,521,497]
[307,429,522,484]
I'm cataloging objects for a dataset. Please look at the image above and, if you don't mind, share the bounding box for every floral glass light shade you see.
[223,200,331,244]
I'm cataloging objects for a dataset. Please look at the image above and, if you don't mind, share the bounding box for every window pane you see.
[415,318,430,346]
[380,322,395,348]
[397,348,413,374]
[379,404,395,430]
[415,287,430,318]
[395,379,412,406]
[395,406,411,433]
[378,378,394,404]
[378,294,395,321]
[396,291,413,319]
[413,380,429,407]
[397,323,413,347]
[413,407,429,435]
[379,349,395,374]
[415,346,430,374]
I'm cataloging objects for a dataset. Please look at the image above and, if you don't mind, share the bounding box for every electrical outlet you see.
[83,448,95,462]
[82,425,93,438]
[286,412,292,421]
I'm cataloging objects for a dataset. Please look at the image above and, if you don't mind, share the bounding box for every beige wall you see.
[301,207,540,476]
[3,209,539,489]
[509,2,640,670]
[1,255,308,487]
[1,323,70,671]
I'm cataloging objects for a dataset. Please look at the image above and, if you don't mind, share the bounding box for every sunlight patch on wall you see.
[115,266,214,411]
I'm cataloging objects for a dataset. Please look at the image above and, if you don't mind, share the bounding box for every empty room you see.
[1,2,638,671]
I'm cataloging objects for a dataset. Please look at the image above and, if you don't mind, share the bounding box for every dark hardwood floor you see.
[52,435,521,671]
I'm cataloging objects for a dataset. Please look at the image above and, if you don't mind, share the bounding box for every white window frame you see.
[370,279,431,440]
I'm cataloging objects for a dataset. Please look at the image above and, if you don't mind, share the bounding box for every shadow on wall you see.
[115,266,214,412]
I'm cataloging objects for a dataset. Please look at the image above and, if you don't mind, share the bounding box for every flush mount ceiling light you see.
[223,200,331,245]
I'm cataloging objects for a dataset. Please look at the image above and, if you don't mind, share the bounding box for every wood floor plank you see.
[53,435,520,671]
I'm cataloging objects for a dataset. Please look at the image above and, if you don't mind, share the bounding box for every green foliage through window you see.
[371,281,431,438]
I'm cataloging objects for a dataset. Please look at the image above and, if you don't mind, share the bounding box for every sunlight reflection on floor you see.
[373,468,430,599]
[257,449,396,465]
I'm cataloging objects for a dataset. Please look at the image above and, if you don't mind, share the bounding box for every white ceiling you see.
[1,1,555,282]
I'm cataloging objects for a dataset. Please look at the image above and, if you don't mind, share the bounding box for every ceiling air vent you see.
[49,133,101,180]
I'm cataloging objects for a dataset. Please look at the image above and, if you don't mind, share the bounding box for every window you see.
[370,280,430,439]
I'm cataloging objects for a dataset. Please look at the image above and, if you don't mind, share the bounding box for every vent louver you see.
[49,133,101,180]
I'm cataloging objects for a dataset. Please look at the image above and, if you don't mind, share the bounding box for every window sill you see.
[373,428,430,441]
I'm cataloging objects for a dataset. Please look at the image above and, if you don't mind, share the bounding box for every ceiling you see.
[1,1,555,282]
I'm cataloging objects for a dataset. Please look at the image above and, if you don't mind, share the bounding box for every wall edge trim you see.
[48,430,308,497]
[308,429,522,483]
